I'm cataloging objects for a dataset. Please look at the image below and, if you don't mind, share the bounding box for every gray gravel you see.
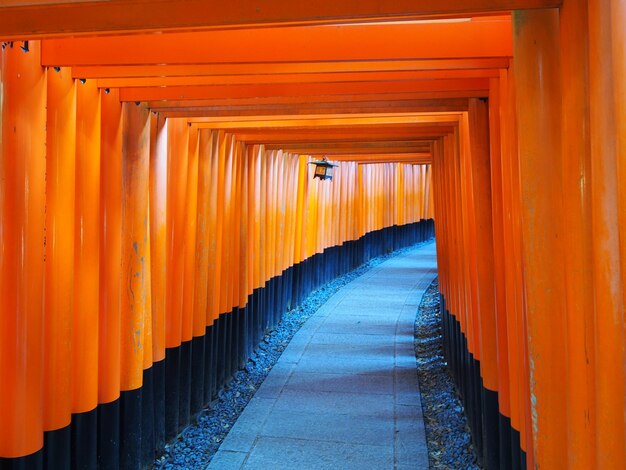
[155,243,429,469]
[415,278,480,469]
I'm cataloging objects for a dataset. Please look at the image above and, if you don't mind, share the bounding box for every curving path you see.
[208,242,438,470]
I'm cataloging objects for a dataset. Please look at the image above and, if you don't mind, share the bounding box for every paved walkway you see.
[208,242,438,470]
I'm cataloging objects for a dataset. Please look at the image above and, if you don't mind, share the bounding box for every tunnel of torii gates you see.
[0,1,624,469]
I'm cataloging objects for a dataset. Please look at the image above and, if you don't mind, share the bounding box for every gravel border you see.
[414,278,480,469]
[155,241,432,469]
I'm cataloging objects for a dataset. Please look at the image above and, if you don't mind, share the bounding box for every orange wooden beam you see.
[352,159,433,164]
[120,78,489,101]
[155,102,468,119]
[147,95,472,109]
[189,114,460,129]
[0,2,555,39]
[41,21,512,66]
[358,160,431,165]
[331,153,432,161]
[273,146,432,155]
[72,58,510,79]
[266,140,433,150]
[126,79,488,103]
[231,126,456,143]
[146,95,473,112]
[97,69,500,89]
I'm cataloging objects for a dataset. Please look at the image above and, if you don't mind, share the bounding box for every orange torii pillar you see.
[181,125,199,429]
[119,103,152,468]
[99,86,124,469]
[514,9,566,469]
[496,64,530,469]
[164,117,189,440]
[513,4,626,468]
[43,66,76,468]
[72,74,102,470]
[193,129,214,408]
[588,0,626,467]
[613,1,626,296]
[467,98,499,470]
[0,40,47,468]
[487,75,514,470]
[148,112,168,456]
[558,0,595,468]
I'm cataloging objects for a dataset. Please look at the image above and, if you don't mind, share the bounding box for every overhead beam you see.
[0,1,557,39]
[189,114,460,129]
[275,146,432,155]
[41,20,512,66]
[136,89,487,103]
[155,101,469,118]
[146,94,473,110]
[265,140,434,150]
[337,158,433,164]
[72,58,510,79]
[357,160,432,165]
[119,79,489,102]
[232,126,457,144]
[96,69,500,89]
[331,153,432,161]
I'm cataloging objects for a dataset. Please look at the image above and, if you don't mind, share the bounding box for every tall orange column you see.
[588,0,626,467]
[488,75,512,464]
[468,98,499,468]
[43,67,76,456]
[611,0,626,457]
[0,40,47,461]
[513,9,565,468]
[181,125,199,421]
[497,67,524,466]
[98,86,123,469]
[209,132,225,325]
[183,127,199,344]
[99,87,124,401]
[150,114,168,366]
[194,130,212,330]
[120,103,152,390]
[293,155,308,265]
[166,118,189,350]
[163,117,188,436]
[611,4,626,407]
[72,76,101,467]
[119,102,152,468]
[559,1,596,467]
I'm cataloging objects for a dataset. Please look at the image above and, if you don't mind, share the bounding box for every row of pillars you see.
[434,3,625,469]
[0,40,435,463]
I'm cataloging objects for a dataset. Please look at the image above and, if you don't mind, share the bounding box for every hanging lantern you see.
[309,157,338,181]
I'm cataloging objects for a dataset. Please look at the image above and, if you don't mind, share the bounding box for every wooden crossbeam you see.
[72,58,510,79]
[41,20,512,66]
[0,2,555,39]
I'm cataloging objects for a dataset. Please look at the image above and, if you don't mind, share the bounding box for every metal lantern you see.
[309,157,338,181]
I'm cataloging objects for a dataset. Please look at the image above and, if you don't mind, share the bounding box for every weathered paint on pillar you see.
[588,0,626,466]
[150,114,168,362]
[559,1,596,467]
[513,8,566,468]
[120,102,152,390]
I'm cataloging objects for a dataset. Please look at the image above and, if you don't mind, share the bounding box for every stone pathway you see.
[208,242,438,470]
